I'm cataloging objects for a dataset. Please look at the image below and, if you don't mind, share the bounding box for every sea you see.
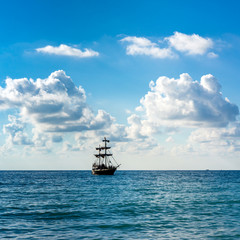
[0,170,240,239]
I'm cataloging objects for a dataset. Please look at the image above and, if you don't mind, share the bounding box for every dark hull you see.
[92,168,116,175]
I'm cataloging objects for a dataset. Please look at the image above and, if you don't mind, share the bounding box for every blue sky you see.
[0,0,240,170]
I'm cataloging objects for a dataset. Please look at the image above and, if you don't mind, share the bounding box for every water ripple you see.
[0,170,240,239]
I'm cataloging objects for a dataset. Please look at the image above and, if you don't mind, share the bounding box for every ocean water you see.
[0,171,240,239]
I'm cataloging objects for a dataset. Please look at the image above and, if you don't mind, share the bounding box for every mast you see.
[92,137,120,175]
[94,137,113,167]
[105,139,107,166]
[98,145,100,166]
[102,137,109,167]
[102,137,113,167]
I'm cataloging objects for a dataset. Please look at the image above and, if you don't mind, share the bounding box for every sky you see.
[0,0,240,170]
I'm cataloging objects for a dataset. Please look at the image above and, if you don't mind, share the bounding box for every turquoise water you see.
[0,170,240,239]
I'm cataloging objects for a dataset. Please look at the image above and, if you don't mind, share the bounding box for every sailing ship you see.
[92,137,120,175]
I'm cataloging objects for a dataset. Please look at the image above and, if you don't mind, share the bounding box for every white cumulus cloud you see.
[0,70,113,133]
[121,36,176,58]
[166,32,213,55]
[135,73,239,128]
[121,32,216,58]
[36,44,99,58]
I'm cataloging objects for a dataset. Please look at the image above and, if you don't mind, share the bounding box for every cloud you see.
[166,32,213,55]
[3,115,32,146]
[121,36,176,58]
[72,122,129,151]
[51,135,63,143]
[31,129,52,153]
[36,44,99,58]
[0,70,113,133]
[166,136,174,143]
[1,70,238,160]
[1,70,154,155]
[189,123,240,152]
[72,126,158,155]
[121,32,216,58]
[207,52,218,58]
[126,114,156,138]
[135,73,239,128]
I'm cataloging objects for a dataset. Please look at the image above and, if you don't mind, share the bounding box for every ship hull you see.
[92,168,116,175]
